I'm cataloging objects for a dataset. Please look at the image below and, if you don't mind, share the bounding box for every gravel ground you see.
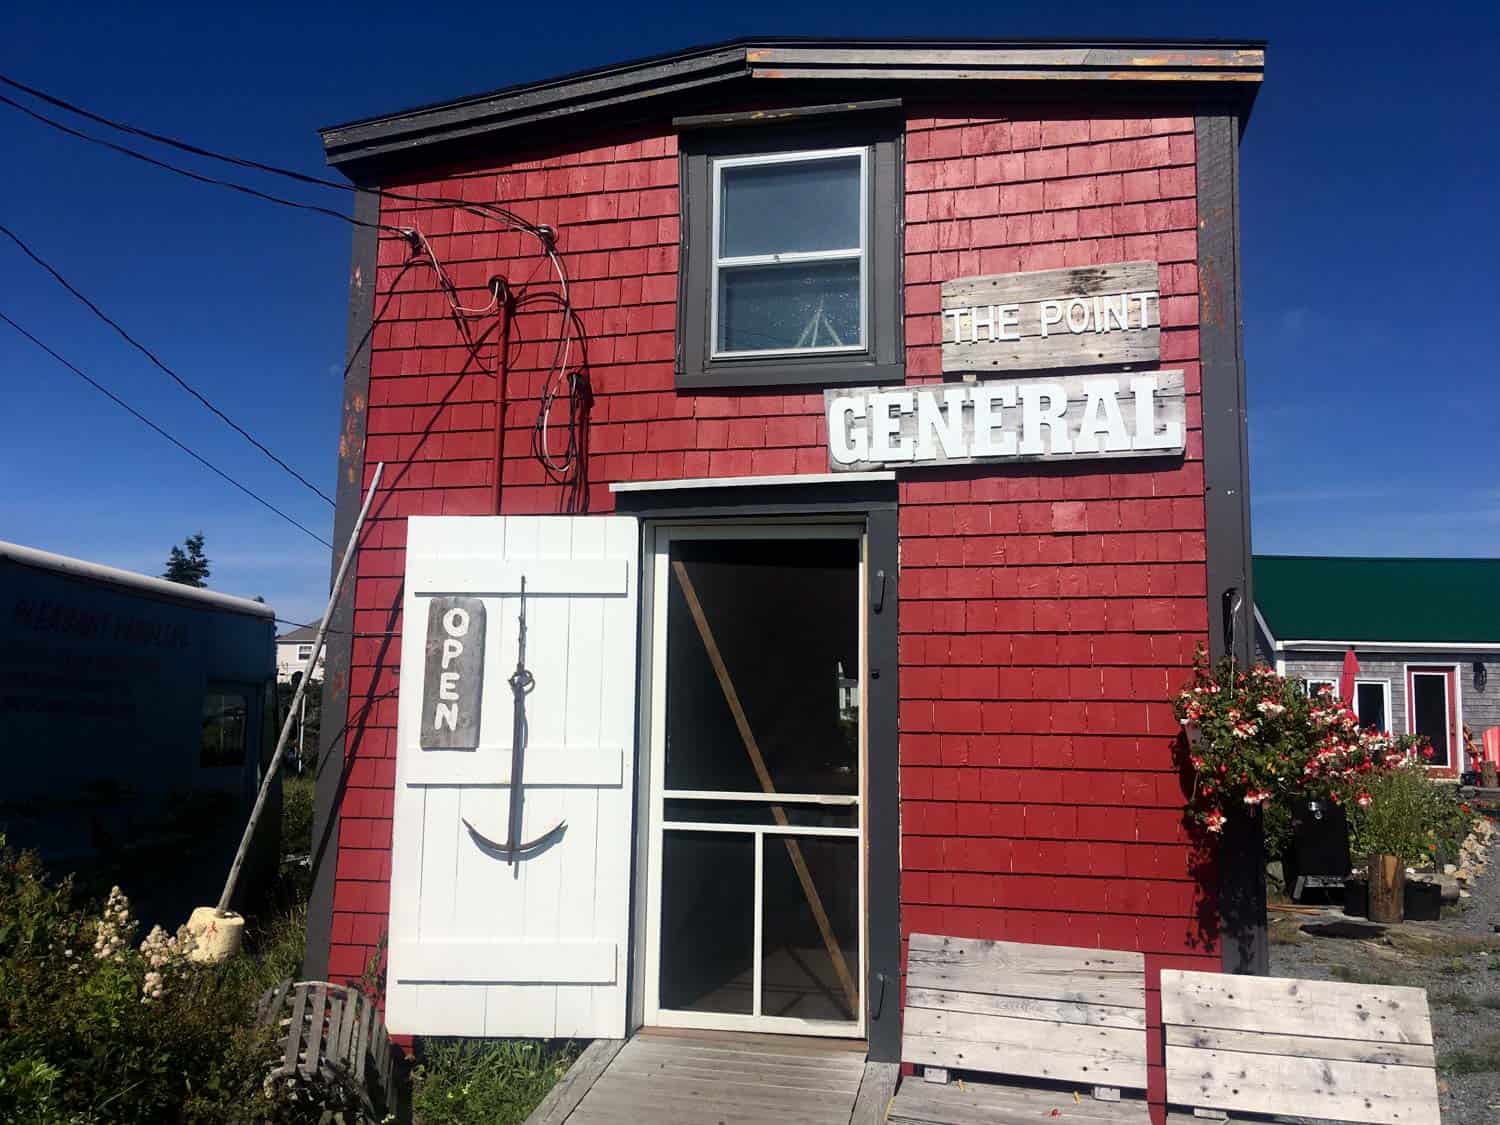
[1270,824,1500,1123]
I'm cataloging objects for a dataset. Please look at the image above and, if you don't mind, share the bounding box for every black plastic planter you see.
[1405,880,1443,922]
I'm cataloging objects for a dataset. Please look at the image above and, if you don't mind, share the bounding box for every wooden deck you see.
[529,1030,887,1125]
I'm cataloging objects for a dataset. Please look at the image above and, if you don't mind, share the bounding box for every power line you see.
[0,223,336,507]
[0,310,332,548]
[0,91,394,234]
[0,72,592,495]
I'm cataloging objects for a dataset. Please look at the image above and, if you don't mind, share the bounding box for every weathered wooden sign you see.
[825,371,1185,471]
[420,596,485,749]
[942,261,1160,373]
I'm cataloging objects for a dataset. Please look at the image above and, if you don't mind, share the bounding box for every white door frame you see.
[639,520,868,1038]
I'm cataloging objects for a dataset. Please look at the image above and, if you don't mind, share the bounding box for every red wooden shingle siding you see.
[329,110,1221,1110]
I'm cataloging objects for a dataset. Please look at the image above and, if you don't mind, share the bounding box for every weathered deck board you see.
[888,1079,1152,1124]
[560,1034,868,1125]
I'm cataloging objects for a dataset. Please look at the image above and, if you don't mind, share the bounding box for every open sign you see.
[420,596,486,749]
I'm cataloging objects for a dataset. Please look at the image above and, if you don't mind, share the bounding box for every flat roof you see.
[321,37,1265,174]
[1255,555,1500,646]
[0,538,276,620]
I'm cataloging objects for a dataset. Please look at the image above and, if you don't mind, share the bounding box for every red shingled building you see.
[305,38,1263,1119]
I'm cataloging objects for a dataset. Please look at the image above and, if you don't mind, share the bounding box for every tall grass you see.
[411,1039,579,1125]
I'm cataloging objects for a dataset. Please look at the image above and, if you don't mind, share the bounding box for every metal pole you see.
[215,462,384,917]
[298,692,307,772]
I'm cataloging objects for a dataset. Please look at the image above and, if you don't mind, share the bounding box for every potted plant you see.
[1340,753,1449,922]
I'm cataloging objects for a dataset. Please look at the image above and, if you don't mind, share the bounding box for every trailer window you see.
[201,690,249,767]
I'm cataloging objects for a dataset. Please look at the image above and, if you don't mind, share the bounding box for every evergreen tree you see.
[162,532,211,587]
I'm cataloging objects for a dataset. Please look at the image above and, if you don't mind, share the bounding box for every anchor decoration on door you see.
[460,576,567,863]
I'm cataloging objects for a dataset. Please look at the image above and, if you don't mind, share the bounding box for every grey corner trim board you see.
[1196,112,1263,977]
[304,185,380,981]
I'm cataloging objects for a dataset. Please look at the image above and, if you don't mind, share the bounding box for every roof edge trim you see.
[320,38,1265,172]
[0,539,277,620]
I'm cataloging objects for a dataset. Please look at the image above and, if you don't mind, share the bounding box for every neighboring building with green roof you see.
[1253,555,1500,777]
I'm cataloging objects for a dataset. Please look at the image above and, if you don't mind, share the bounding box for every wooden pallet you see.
[256,979,399,1118]
[1162,968,1441,1124]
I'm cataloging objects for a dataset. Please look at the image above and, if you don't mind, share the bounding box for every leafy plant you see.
[0,835,310,1124]
[1343,762,1477,865]
[1174,651,1426,834]
[411,1039,578,1125]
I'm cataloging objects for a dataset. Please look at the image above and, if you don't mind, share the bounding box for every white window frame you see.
[1303,677,1338,699]
[641,521,867,1038]
[709,147,869,360]
[1352,678,1392,732]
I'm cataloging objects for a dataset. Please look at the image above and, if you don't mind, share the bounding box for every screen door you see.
[643,524,865,1036]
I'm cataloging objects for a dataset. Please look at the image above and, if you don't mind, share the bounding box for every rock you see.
[1444,863,1458,875]
[1460,890,1472,899]
[1433,874,1461,903]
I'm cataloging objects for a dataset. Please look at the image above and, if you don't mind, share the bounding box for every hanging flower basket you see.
[1173,651,1426,836]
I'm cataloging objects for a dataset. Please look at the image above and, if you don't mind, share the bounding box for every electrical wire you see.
[0,310,332,548]
[0,223,336,507]
[0,92,395,234]
[0,73,590,492]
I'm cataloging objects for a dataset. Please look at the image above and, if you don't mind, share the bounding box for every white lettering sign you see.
[825,370,1185,471]
[942,261,1162,373]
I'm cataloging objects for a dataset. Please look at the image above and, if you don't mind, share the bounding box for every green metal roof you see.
[1254,556,1500,645]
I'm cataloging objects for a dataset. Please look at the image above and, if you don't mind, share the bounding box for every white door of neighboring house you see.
[385,515,639,1038]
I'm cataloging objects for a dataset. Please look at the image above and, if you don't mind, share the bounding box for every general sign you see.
[420,596,485,749]
[825,371,1185,472]
[942,261,1160,374]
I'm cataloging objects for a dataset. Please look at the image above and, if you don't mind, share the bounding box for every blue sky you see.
[2,3,1496,626]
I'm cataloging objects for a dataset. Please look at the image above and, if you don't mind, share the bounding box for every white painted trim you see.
[645,1008,866,1038]
[1302,677,1338,700]
[641,521,867,1037]
[710,146,869,360]
[659,821,860,837]
[1280,639,1500,653]
[0,537,275,618]
[403,747,624,787]
[1404,663,1460,769]
[1352,678,1393,733]
[390,940,617,984]
[662,790,859,805]
[407,558,628,596]
[610,471,895,493]
[1252,604,1278,653]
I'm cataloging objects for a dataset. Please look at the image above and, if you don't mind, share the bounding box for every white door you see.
[643,523,867,1037]
[386,515,639,1037]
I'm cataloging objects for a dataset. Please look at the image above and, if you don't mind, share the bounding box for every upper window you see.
[712,149,867,358]
[297,644,313,661]
[678,106,903,389]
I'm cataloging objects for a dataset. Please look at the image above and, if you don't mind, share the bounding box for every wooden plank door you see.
[386,515,639,1038]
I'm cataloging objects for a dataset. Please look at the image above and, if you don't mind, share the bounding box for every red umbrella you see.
[1338,648,1361,714]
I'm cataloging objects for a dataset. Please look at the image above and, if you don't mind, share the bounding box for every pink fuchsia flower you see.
[1204,809,1226,833]
[1356,791,1372,808]
[1256,700,1286,717]
[1242,789,1272,805]
[1421,744,1434,761]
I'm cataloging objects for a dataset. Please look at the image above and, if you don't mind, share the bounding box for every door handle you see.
[871,569,888,614]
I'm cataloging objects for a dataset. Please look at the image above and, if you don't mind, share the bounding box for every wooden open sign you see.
[420,596,485,749]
